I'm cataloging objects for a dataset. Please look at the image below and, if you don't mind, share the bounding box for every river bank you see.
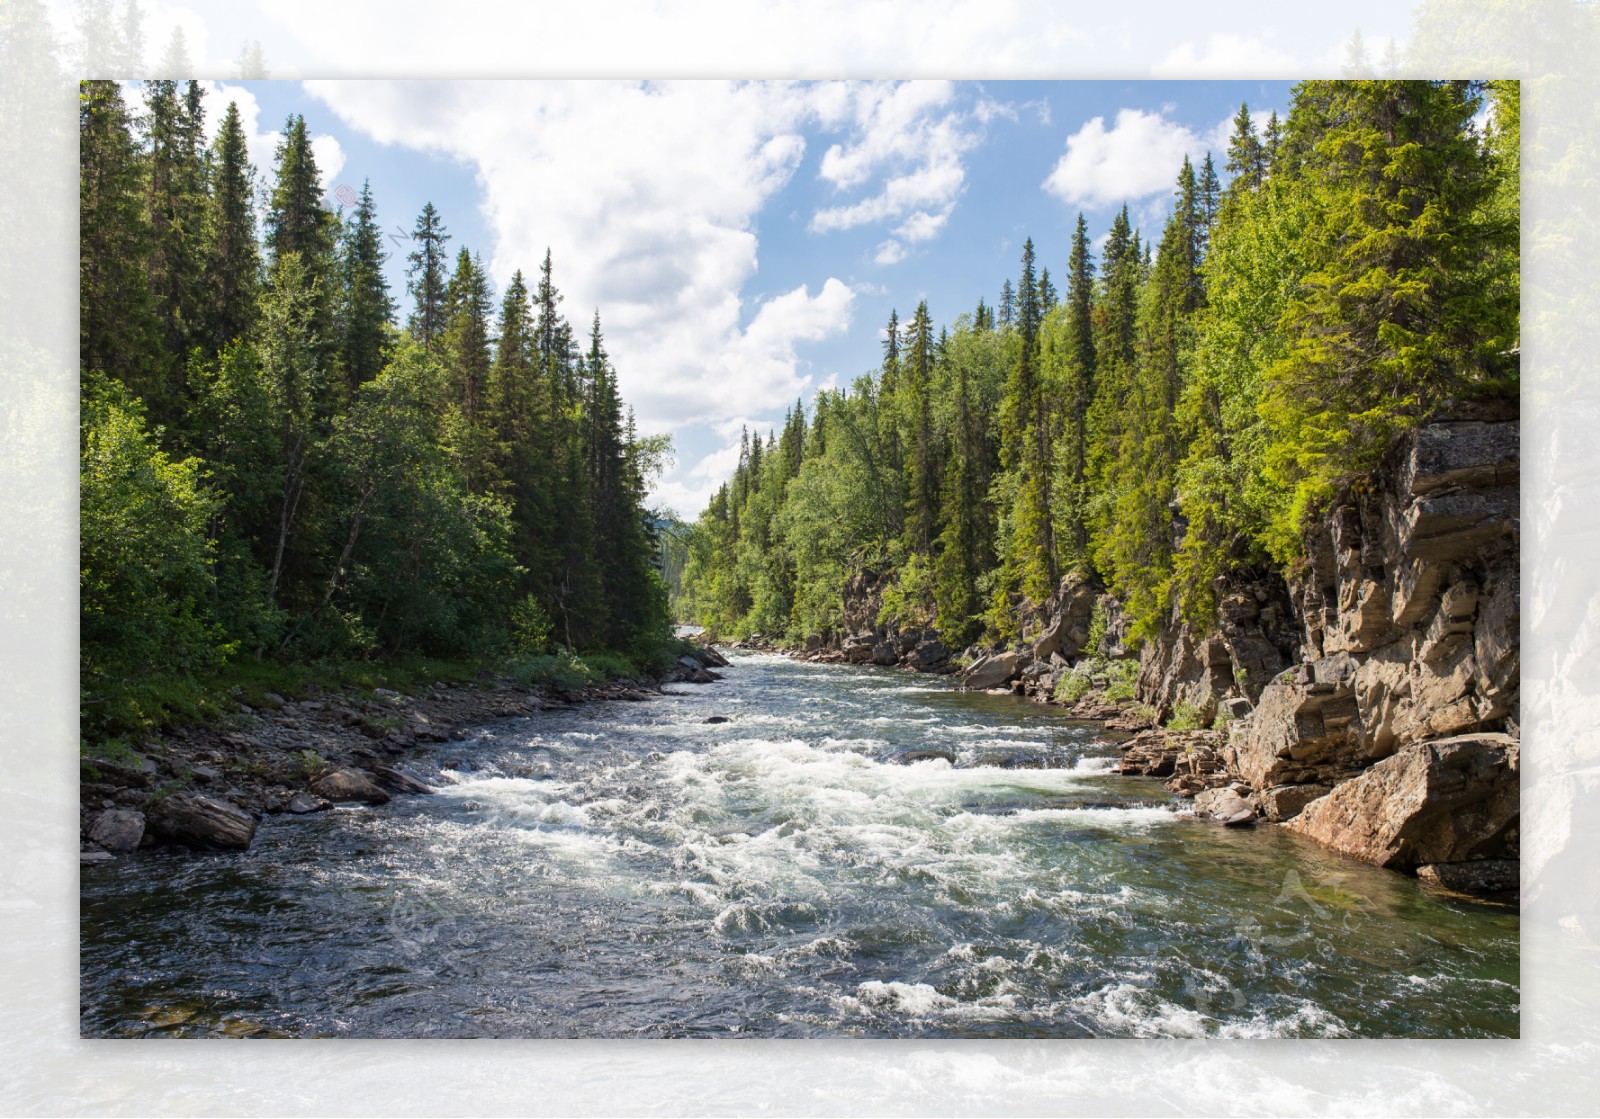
[78,644,731,860]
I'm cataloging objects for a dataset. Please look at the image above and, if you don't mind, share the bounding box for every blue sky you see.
[199,79,1296,517]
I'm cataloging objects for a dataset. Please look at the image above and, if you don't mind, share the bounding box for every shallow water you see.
[79,651,1518,1038]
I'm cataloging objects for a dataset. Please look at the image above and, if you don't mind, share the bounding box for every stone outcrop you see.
[1283,733,1519,869]
[1136,576,1298,726]
[148,793,256,850]
[1093,415,1521,890]
[1219,416,1519,876]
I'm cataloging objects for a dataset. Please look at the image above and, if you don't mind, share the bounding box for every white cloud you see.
[1041,107,1231,210]
[1152,33,1299,77]
[809,80,988,264]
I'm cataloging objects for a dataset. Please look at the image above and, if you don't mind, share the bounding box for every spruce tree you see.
[337,180,393,394]
[406,203,452,353]
[201,99,260,355]
[79,80,162,396]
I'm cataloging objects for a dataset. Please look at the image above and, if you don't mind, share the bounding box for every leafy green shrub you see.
[1053,670,1092,704]
[1104,659,1139,702]
[1166,702,1204,731]
[80,373,231,741]
[509,594,554,655]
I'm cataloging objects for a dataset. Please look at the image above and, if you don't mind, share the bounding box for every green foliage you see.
[1053,670,1092,704]
[80,373,230,739]
[77,83,674,746]
[1166,701,1205,731]
[509,593,554,655]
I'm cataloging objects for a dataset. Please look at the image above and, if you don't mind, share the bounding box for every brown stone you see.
[1256,783,1328,822]
[1284,734,1518,869]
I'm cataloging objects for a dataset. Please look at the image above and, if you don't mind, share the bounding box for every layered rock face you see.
[1136,576,1299,724]
[1221,417,1520,878]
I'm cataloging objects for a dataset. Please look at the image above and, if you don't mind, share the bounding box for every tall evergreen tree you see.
[79,80,161,395]
[201,98,260,355]
[406,202,451,353]
[337,180,393,394]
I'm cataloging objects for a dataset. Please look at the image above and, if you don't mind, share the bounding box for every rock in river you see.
[310,767,392,805]
[88,808,145,853]
[148,793,256,850]
[1284,733,1518,869]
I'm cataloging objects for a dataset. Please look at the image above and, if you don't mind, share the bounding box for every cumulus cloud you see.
[809,80,990,264]
[1042,107,1231,209]
[303,79,872,514]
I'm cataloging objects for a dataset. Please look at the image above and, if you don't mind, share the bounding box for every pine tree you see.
[79,80,162,395]
[1056,212,1096,563]
[901,300,937,559]
[1037,266,1058,313]
[337,180,393,394]
[199,99,260,357]
[406,202,451,353]
[998,279,1015,327]
[143,79,210,393]
[1226,102,1266,189]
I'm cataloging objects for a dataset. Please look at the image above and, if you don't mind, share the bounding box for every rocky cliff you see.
[1219,414,1520,881]
[943,413,1520,891]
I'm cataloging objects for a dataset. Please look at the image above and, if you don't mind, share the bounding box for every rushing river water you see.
[80,651,1518,1038]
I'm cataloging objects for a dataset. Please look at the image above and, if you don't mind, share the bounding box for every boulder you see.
[1416,858,1519,895]
[148,793,256,851]
[906,639,949,670]
[963,650,1025,690]
[1256,783,1329,822]
[871,641,900,666]
[285,792,332,814]
[1284,733,1518,869]
[704,715,731,724]
[88,808,145,853]
[1192,787,1256,826]
[371,766,435,796]
[310,767,391,805]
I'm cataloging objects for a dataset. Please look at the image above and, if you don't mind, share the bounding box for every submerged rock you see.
[1417,858,1519,896]
[285,792,332,814]
[371,766,434,796]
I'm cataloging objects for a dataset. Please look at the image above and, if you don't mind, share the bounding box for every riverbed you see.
[79,651,1518,1038]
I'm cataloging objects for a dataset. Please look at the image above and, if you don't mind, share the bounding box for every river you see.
[79,651,1518,1038]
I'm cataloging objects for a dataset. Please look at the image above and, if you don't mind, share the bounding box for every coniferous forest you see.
[80,79,673,742]
[677,80,1520,653]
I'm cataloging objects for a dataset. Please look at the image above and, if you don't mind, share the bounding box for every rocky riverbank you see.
[79,645,731,861]
[724,414,1521,901]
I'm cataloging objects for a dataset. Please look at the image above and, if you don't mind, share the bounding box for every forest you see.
[80,79,673,742]
[676,80,1520,654]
